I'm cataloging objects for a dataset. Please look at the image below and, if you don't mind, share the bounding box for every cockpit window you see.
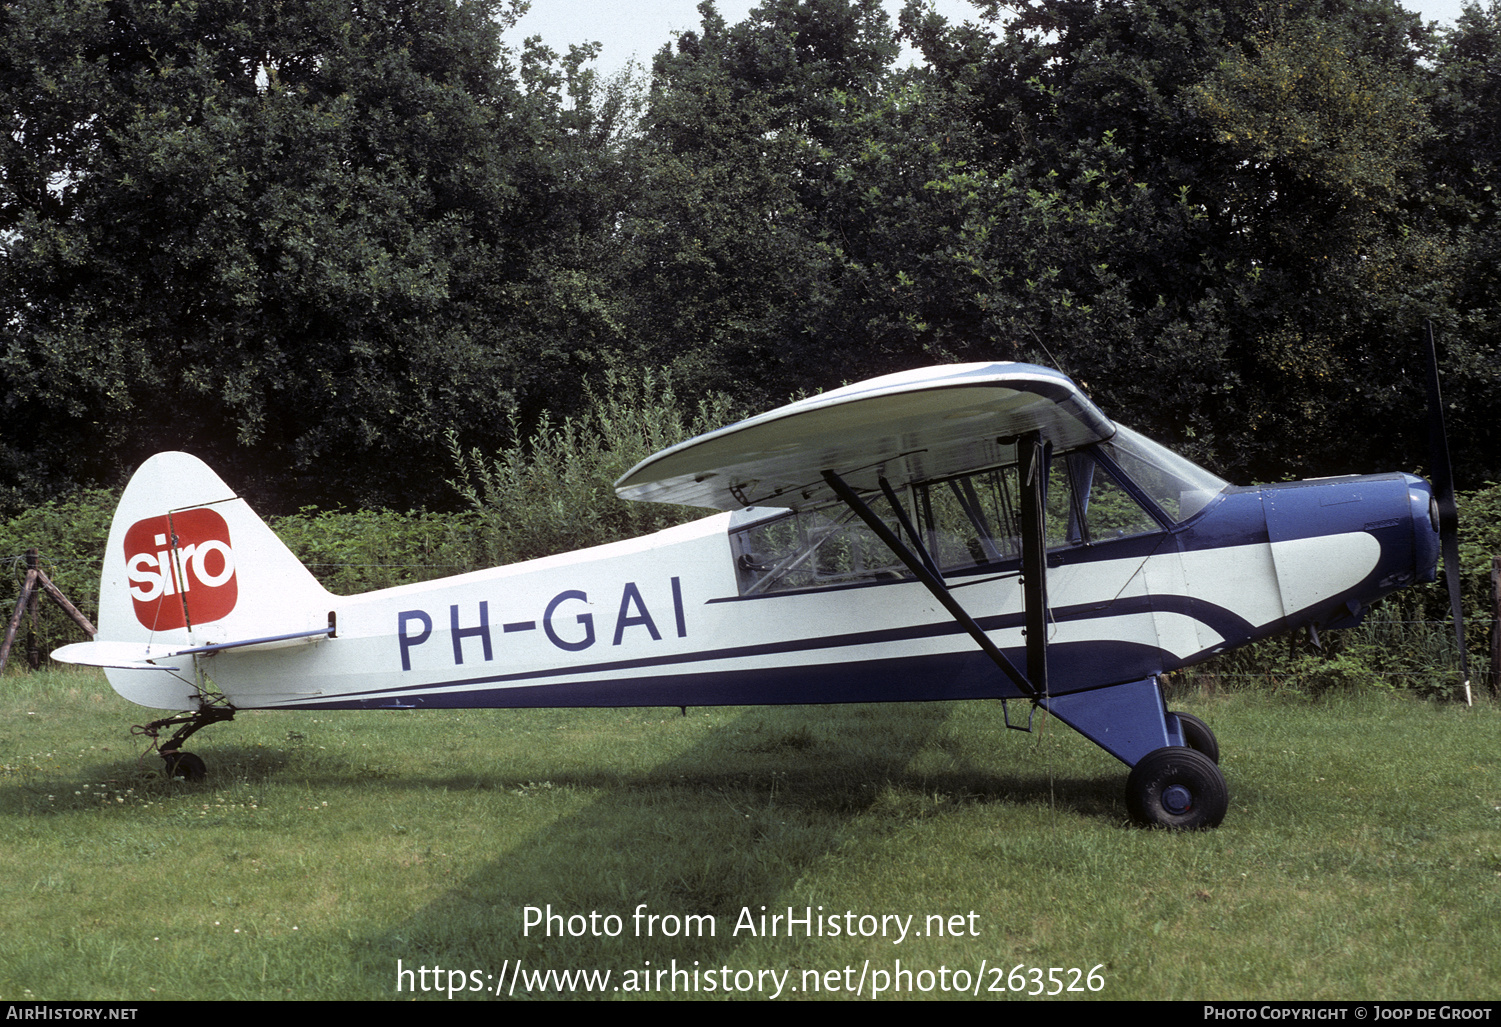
[912,450,1164,571]
[917,466,1023,569]
[1046,451,1164,545]
[727,426,1225,596]
[1099,425,1227,522]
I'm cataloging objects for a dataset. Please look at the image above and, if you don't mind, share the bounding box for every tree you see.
[609,0,904,406]
[0,0,598,509]
[898,0,1472,483]
[1423,2,1501,487]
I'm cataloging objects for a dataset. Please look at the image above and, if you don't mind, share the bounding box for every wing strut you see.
[821,463,1044,698]
[1016,432,1051,698]
[878,475,940,580]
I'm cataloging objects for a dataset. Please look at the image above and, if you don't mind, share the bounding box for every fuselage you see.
[59,363,1448,828]
[200,470,1438,712]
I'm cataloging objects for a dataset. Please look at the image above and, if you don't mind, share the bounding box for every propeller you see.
[1423,321,1470,705]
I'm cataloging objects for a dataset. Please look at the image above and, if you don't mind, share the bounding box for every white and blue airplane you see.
[53,362,1447,828]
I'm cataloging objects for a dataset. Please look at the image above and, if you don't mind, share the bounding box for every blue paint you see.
[450,601,493,665]
[1040,677,1172,766]
[671,576,687,637]
[612,582,660,645]
[543,590,596,652]
[397,609,431,671]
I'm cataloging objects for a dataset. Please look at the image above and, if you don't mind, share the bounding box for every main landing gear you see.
[1040,678,1228,829]
[1172,710,1220,764]
[1126,746,1227,830]
[1123,709,1226,829]
[132,702,235,783]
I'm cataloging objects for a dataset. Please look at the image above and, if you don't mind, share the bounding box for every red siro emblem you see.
[124,509,238,630]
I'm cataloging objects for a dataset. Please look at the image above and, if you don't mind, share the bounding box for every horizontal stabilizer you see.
[53,627,332,670]
[52,641,184,671]
[174,626,333,656]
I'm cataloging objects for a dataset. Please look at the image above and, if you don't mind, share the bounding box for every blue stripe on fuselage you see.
[270,595,1257,710]
[279,642,1172,711]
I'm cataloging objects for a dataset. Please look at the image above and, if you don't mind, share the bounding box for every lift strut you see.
[820,430,1053,700]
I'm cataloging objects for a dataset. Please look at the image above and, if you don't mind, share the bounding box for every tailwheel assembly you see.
[162,750,207,782]
[133,701,235,782]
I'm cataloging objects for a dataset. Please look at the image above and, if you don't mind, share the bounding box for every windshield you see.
[1100,425,1227,522]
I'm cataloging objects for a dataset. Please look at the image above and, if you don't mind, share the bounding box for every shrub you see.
[449,369,738,566]
[267,507,485,596]
[0,489,117,659]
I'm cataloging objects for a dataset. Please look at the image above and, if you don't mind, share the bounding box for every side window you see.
[914,466,1022,573]
[916,454,1157,569]
[732,501,907,596]
[1046,450,1162,549]
[730,447,1168,594]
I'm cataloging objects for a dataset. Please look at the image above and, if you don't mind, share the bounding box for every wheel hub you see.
[1161,784,1193,815]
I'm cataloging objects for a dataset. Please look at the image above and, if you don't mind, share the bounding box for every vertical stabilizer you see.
[86,453,331,709]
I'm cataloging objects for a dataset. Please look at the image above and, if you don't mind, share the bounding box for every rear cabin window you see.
[732,496,908,596]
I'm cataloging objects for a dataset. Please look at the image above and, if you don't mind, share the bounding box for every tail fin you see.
[54,452,331,708]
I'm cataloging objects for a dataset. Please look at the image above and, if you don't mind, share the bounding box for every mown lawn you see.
[2,666,1497,1000]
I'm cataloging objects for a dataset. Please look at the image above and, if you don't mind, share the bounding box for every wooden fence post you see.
[0,549,40,675]
[1490,555,1500,697]
[0,547,97,676]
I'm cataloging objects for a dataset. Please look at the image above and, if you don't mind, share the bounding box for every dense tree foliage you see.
[3,0,1499,512]
[1,0,607,508]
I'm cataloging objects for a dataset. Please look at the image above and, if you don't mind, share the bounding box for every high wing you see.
[614,362,1115,510]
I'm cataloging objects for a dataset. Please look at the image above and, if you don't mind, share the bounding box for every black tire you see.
[163,751,207,782]
[1172,711,1219,764]
[1126,746,1227,830]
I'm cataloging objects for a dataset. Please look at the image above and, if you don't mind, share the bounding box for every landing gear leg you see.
[1041,677,1231,828]
[133,702,235,782]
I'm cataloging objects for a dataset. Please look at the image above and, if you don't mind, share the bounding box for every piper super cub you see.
[54,362,1447,829]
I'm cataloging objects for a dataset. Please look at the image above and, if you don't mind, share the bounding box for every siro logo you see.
[124,508,238,630]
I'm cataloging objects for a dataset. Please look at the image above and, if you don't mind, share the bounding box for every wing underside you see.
[614,363,1114,510]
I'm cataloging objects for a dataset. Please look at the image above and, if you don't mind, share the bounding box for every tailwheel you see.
[163,751,207,782]
[1126,747,1227,830]
[133,702,234,782]
[1171,711,1219,764]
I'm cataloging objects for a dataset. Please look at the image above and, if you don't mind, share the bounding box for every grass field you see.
[1,665,1497,1001]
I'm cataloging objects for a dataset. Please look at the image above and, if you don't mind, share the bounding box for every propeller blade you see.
[1424,321,1470,703]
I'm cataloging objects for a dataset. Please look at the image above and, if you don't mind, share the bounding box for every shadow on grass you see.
[0,741,299,816]
[1,695,1132,1000]
[343,701,1127,996]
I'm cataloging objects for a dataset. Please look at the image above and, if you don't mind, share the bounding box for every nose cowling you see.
[1259,473,1437,630]
[1406,474,1441,585]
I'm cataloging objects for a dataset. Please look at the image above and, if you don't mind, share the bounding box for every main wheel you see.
[1171,711,1219,764]
[163,751,207,782]
[1126,747,1227,830]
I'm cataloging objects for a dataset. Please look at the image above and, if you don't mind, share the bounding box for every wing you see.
[615,362,1114,510]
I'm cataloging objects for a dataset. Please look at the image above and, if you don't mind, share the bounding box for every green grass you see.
[2,666,1498,1000]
